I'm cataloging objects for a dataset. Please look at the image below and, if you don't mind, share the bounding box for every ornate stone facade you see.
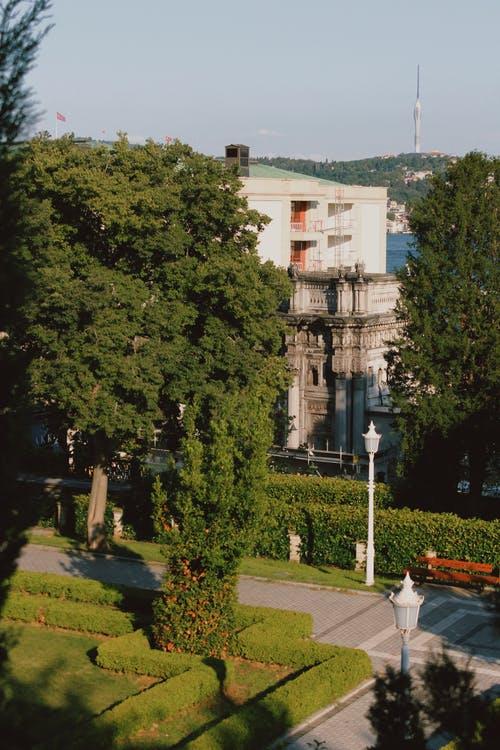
[284,267,400,473]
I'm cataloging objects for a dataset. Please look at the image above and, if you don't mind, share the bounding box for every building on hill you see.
[229,145,400,478]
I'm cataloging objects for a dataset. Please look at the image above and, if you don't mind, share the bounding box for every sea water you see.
[386,234,415,273]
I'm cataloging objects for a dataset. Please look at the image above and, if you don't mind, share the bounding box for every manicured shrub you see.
[3,592,136,635]
[252,501,500,572]
[93,602,372,750]
[185,648,371,750]
[9,570,156,612]
[266,473,394,508]
[79,667,221,750]
[295,505,500,573]
[96,630,204,678]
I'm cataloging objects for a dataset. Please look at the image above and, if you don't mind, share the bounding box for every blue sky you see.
[28,0,500,160]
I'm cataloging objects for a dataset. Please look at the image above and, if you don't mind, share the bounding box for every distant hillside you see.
[256,153,452,204]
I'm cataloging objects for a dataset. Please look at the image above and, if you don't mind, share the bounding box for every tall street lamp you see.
[389,572,424,673]
[363,421,381,586]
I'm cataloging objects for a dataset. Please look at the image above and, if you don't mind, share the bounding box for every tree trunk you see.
[87,438,109,550]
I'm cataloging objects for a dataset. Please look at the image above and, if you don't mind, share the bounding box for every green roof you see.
[248,163,344,186]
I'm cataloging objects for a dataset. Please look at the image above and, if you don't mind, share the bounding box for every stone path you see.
[16,545,500,749]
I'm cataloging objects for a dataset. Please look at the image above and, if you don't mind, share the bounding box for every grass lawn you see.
[29,532,398,592]
[0,622,156,748]
[0,621,291,749]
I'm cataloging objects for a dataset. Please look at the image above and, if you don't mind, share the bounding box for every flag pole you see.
[55,112,58,139]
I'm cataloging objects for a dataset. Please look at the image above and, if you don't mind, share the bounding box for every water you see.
[386,234,415,273]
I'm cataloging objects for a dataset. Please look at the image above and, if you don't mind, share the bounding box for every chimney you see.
[225,144,249,177]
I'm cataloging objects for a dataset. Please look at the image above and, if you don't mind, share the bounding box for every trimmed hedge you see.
[93,602,371,750]
[252,502,500,573]
[266,473,393,508]
[9,570,155,612]
[71,666,221,750]
[2,592,135,635]
[295,505,500,573]
[96,630,205,678]
[184,648,370,750]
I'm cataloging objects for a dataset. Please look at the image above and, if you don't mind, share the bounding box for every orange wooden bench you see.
[408,556,500,587]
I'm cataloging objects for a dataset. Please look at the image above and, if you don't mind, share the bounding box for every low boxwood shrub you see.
[9,570,156,612]
[295,505,500,573]
[94,602,371,750]
[3,592,136,635]
[266,473,394,508]
[96,630,204,678]
[75,666,221,750]
[185,648,371,750]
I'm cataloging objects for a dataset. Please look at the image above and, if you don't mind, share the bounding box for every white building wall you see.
[247,199,287,266]
[360,203,385,273]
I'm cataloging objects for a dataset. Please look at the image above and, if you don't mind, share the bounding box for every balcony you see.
[290,219,324,232]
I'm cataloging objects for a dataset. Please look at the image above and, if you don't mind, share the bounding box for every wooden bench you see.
[408,556,500,587]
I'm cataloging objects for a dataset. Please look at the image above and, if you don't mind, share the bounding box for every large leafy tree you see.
[0,0,52,705]
[10,135,290,548]
[386,152,499,506]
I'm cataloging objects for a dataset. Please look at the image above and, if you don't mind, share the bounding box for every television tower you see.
[414,65,422,153]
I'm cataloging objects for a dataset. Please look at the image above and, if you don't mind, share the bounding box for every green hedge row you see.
[94,602,371,750]
[2,592,136,635]
[253,503,500,573]
[266,473,393,508]
[9,570,155,612]
[73,666,221,750]
[185,648,371,750]
[96,630,205,678]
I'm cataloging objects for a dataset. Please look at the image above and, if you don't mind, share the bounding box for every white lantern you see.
[363,421,381,455]
[390,572,424,630]
[389,572,424,672]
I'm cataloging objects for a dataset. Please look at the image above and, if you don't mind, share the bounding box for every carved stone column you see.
[334,375,347,452]
[352,373,366,455]
[287,369,301,449]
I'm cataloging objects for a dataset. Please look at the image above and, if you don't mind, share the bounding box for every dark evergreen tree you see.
[386,153,499,506]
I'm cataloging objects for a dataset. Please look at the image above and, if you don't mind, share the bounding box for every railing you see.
[290,221,306,231]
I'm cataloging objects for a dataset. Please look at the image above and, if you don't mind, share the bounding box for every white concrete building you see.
[237,160,387,274]
[226,146,400,478]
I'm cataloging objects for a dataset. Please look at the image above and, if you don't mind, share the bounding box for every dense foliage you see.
[257,152,451,203]
[265,473,394,508]
[251,502,500,573]
[152,381,287,656]
[0,0,52,706]
[7,135,289,550]
[386,153,499,507]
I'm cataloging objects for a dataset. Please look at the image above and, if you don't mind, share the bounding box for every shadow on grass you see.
[0,649,119,750]
[119,661,303,750]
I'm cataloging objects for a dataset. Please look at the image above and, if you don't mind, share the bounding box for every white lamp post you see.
[389,572,424,673]
[362,421,381,586]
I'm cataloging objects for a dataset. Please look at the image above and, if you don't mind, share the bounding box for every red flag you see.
[56,112,66,122]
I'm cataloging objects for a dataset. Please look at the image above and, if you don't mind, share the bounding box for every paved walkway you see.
[16,545,500,749]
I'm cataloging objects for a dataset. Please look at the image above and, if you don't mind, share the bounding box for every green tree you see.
[0,0,52,698]
[386,153,499,506]
[10,135,290,549]
[152,366,286,656]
